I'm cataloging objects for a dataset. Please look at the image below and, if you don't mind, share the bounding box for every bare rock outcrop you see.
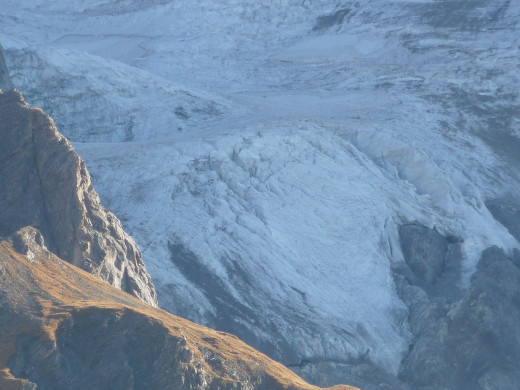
[396,245,520,389]
[486,197,520,243]
[0,43,12,92]
[0,89,157,306]
[398,224,448,285]
[0,228,357,390]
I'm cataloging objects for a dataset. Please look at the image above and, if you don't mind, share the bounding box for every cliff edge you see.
[0,89,157,306]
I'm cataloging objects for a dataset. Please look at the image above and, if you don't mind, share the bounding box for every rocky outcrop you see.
[0,228,357,390]
[486,197,520,242]
[396,245,520,389]
[398,224,448,284]
[0,90,157,306]
[0,43,12,92]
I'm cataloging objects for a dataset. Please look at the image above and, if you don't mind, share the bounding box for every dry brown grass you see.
[0,239,358,390]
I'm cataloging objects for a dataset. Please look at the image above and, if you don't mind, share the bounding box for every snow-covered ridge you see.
[1,0,519,386]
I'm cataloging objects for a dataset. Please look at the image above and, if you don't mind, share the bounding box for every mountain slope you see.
[0,87,157,306]
[1,0,519,387]
[0,226,356,390]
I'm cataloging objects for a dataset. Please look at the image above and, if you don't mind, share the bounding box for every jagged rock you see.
[486,197,520,242]
[398,246,520,389]
[0,90,157,306]
[395,224,463,303]
[0,43,12,92]
[0,229,357,390]
[398,224,448,284]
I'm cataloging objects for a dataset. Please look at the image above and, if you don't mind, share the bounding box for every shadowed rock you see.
[417,0,511,30]
[313,8,352,31]
[397,246,520,389]
[486,197,520,243]
[0,90,157,306]
[398,224,448,284]
[0,43,12,92]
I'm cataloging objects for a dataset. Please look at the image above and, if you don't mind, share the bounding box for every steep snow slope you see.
[1,0,519,387]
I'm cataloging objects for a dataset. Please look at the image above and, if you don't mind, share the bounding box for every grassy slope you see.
[0,234,357,390]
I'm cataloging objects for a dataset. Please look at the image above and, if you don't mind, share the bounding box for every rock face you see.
[0,227,357,390]
[396,245,520,389]
[398,224,448,285]
[0,89,157,306]
[486,197,520,242]
[0,43,12,92]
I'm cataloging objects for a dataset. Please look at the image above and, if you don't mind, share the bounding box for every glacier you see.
[1,0,519,387]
